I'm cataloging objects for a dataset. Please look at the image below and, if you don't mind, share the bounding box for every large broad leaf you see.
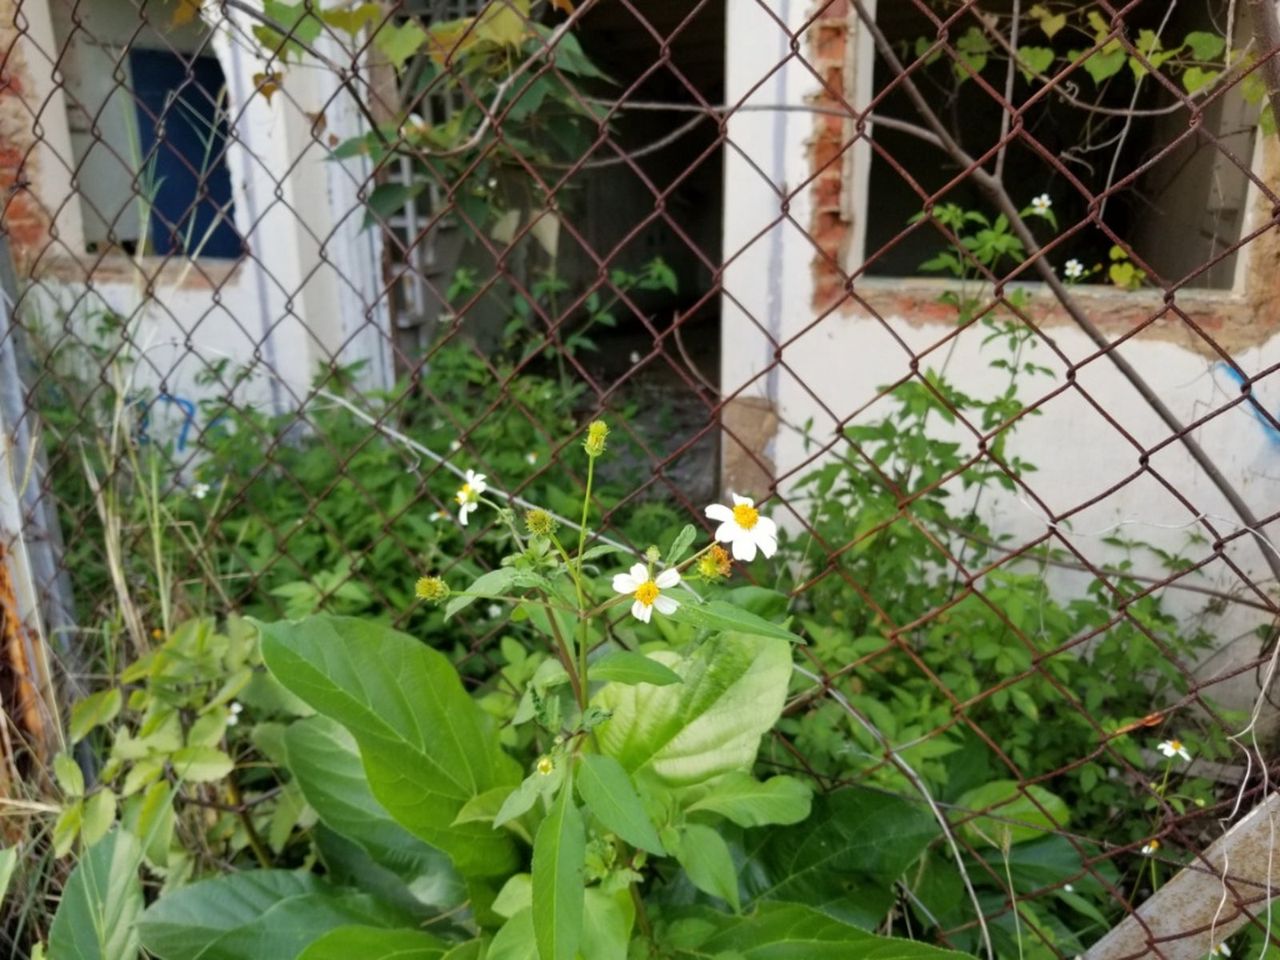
[48,830,142,960]
[296,926,448,959]
[531,784,585,960]
[284,716,463,910]
[594,633,792,788]
[685,773,812,827]
[139,870,325,959]
[670,600,803,644]
[672,823,740,911]
[257,615,521,876]
[179,891,410,960]
[955,780,1069,848]
[742,788,939,929]
[670,901,971,959]
[576,754,665,856]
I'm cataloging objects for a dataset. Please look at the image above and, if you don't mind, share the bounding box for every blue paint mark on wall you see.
[134,393,198,452]
[1217,363,1280,447]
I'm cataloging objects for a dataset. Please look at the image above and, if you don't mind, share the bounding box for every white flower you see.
[449,439,462,452]
[227,701,243,726]
[455,469,487,526]
[1063,883,1074,893]
[1157,738,1191,762]
[192,482,210,500]
[705,494,778,562]
[612,562,680,624]
[525,451,538,465]
[1141,839,1160,856]
[429,510,447,522]
[1064,258,1084,280]
[1031,193,1052,214]
[487,603,503,619]
[1211,944,1232,958]
[629,350,641,365]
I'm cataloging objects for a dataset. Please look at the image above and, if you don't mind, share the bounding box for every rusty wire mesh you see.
[3,0,1280,956]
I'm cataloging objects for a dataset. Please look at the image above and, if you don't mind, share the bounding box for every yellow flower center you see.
[634,580,660,606]
[732,503,759,530]
[536,757,554,776]
[1169,740,1181,751]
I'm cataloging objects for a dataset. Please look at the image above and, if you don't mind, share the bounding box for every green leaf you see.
[1082,40,1126,84]
[257,615,521,876]
[444,568,518,621]
[1185,30,1226,61]
[666,524,698,565]
[582,887,633,960]
[362,181,423,229]
[1028,4,1066,39]
[139,871,326,958]
[672,823,740,911]
[670,600,803,643]
[589,650,681,686]
[669,902,971,959]
[70,688,122,743]
[1183,66,1220,93]
[742,788,939,928]
[53,801,82,857]
[685,773,812,828]
[0,846,16,908]
[1016,46,1055,80]
[492,776,541,829]
[54,752,85,798]
[531,782,585,960]
[296,926,448,959]
[48,830,142,960]
[957,780,1070,847]
[492,873,532,919]
[452,786,511,826]
[576,754,665,855]
[141,872,410,960]
[284,716,463,910]
[488,908,536,960]
[81,790,117,848]
[170,746,234,783]
[374,20,428,71]
[594,633,792,788]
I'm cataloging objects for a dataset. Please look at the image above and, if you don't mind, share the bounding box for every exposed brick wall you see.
[0,0,51,271]
[807,0,853,311]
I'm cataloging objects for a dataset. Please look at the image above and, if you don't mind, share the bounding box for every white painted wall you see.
[19,0,394,452]
[722,2,1280,724]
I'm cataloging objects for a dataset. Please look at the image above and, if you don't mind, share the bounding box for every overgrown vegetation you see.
[5,1,1269,958]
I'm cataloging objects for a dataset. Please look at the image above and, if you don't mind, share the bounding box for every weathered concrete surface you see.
[1086,792,1280,960]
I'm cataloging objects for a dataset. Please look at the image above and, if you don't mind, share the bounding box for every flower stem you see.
[573,456,597,707]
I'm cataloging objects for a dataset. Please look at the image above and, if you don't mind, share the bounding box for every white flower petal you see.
[714,521,737,543]
[731,536,757,562]
[653,594,678,615]
[705,503,734,523]
[613,573,639,594]
[755,532,778,558]
[731,492,753,507]
[631,600,652,623]
[628,562,648,583]
[655,568,681,589]
[753,515,778,539]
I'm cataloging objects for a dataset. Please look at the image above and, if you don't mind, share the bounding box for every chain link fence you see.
[3,0,1280,956]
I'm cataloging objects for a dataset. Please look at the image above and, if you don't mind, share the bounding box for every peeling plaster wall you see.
[722,0,1280,729]
[1,0,394,441]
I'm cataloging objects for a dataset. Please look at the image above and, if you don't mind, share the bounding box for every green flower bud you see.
[583,419,609,458]
[414,576,450,605]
